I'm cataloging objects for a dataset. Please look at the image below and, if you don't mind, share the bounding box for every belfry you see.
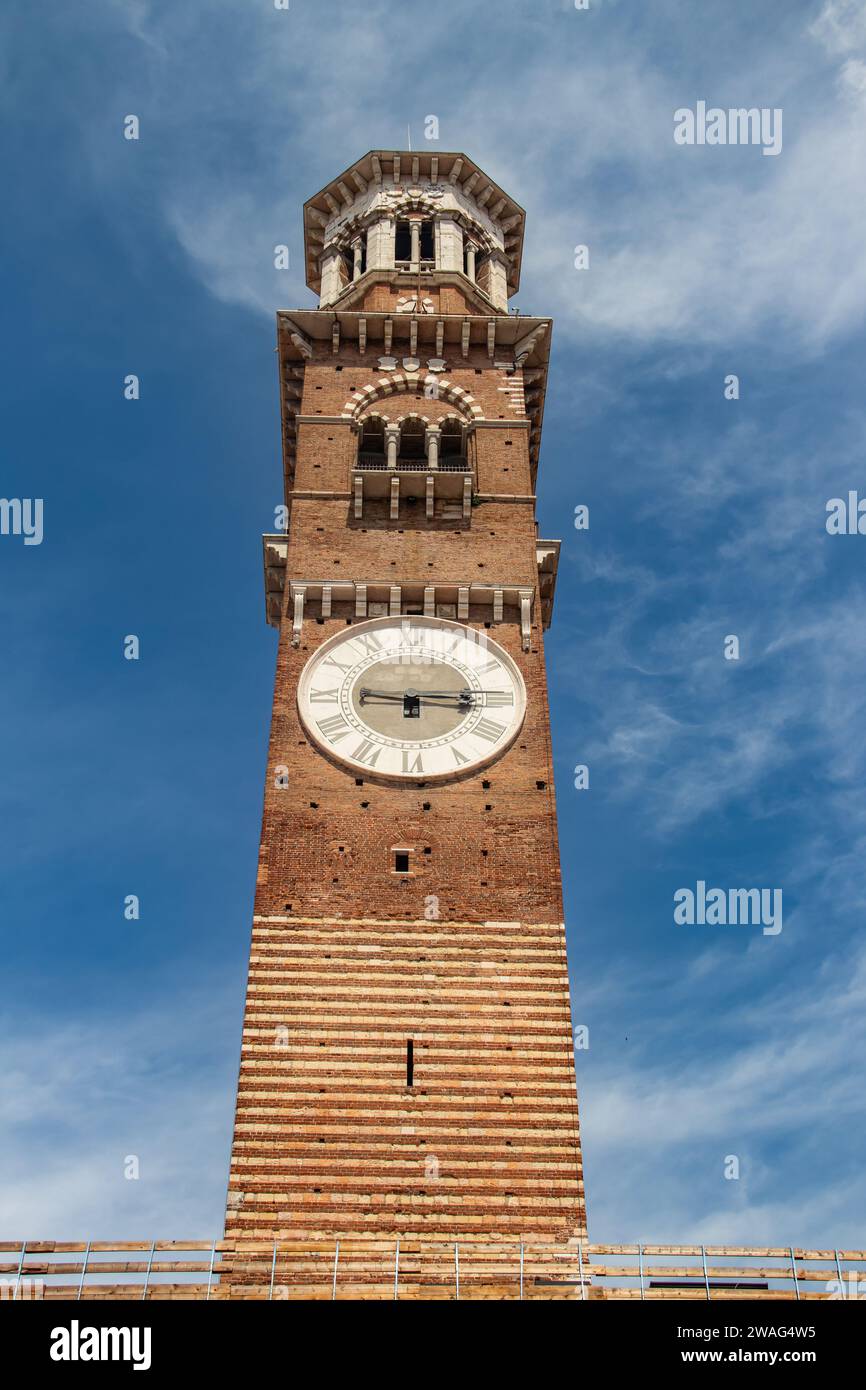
[225,150,587,1288]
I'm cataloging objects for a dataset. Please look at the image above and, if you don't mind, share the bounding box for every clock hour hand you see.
[412,690,473,700]
[358,688,405,704]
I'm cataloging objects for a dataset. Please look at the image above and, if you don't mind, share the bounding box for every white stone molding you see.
[292,585,307,647]
[519,589,533,651]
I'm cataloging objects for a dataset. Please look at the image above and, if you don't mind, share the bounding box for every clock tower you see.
[225,151,586,1286]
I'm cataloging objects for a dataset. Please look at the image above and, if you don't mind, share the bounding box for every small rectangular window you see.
[395,851,410,873]
[406,1039,414,1087]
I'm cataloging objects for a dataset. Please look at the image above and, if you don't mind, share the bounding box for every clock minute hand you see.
[358,688,405,704]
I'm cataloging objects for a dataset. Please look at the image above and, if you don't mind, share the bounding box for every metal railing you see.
[357,454,469,472]
[1,1240,862,1301]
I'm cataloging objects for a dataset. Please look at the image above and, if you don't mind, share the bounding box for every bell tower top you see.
[303,150,526,313]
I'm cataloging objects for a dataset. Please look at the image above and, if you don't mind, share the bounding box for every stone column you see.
[409,218,421,270]
[319,247,345,306]
[425,426,441,471]
[385,425,400,469]
[486,253,509,311]
[366,217,393,270]
[352,236,363,281]
[437,217,463,272]
[465,242,477,283]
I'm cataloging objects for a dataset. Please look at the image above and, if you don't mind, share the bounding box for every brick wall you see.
[224,278,585,1245]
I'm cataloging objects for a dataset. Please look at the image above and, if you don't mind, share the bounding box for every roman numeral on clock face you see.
[474,718,506,743]
[317,713,351,743]
[483,690,514,707]
[352,739,382,768]
[352,633,383,656]
[402,751,424,774]
[309,688,339,703]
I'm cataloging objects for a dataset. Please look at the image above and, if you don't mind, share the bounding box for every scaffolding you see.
[1,1240,863,1301]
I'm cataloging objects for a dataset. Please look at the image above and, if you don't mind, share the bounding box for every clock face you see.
[297,616,526,782]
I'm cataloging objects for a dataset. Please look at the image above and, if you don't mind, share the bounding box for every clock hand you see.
[359,687,476,703]
[358,689,405,704]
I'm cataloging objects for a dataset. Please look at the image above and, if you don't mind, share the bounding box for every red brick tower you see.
[225,151,586,1269]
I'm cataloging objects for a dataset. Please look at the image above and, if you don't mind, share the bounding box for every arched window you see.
[358,416,386,467]
[398,417,426,462]
[394,219,435,270]
[394,220,412,265]
[440,418,465,467]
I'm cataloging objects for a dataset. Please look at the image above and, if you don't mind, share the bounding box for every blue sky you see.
[2,0,866,1247]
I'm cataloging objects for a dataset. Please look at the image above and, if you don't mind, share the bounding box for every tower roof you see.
[302,150,526,299]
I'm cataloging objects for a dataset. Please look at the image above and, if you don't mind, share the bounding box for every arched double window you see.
[395,219,435,271]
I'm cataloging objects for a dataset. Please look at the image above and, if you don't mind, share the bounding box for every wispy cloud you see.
[61,0,866,355]
[0,986,236,1237]
[580,938,866,1242]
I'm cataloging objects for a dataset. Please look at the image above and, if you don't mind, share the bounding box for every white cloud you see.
[65,0,864,355]
[0,989,235,1238]
[580,939,866,1243]
[809,0,866,56]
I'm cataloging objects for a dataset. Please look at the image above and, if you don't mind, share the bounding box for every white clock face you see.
[297,616,526,782]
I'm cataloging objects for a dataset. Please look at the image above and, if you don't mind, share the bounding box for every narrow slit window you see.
[406,1039,414,1087]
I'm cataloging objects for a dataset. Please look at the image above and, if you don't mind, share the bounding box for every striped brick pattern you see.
[225,915,586,1243]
